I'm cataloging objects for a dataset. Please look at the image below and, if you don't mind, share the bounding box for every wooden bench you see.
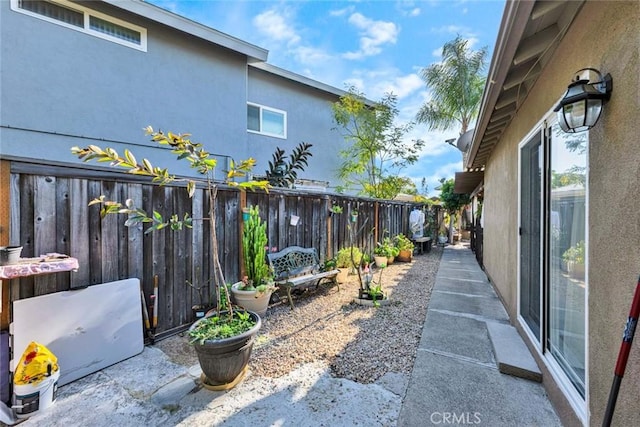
[411,237,432,255]
[267,246,339,309]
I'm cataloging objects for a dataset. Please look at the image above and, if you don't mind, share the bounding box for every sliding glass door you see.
[520,132,542,340]
[548,123,587,397]
[519,119,587,399]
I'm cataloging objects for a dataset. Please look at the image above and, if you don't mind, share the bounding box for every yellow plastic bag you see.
[13,342,59,386]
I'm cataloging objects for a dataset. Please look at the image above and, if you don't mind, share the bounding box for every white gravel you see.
[158,246,441,386]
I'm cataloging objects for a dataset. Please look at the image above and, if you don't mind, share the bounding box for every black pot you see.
[358,289,385,300]
[189,310,261,386]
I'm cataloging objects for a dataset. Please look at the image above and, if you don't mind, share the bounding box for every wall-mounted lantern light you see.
[554,68,612,133]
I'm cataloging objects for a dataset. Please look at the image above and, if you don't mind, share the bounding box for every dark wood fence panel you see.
[10,166,436,333]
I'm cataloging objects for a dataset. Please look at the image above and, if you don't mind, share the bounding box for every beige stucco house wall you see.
[481,1,639,425]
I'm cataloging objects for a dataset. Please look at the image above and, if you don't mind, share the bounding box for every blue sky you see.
[147,0,505,196]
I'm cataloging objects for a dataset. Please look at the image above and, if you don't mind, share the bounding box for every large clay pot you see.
[189,310,261,387]
[397,249,413,262]
[230,282,272,317]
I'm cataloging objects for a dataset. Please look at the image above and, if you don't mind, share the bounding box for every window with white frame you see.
[247,103,287,139]
[12,0,147,51]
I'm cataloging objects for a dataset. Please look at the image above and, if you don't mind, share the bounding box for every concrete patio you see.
[4,244,561,426]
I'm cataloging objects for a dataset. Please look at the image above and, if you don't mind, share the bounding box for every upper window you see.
[247,103,286,139]
[12,0,147,51]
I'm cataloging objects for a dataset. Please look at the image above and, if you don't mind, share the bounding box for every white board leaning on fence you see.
[10,278,144,386]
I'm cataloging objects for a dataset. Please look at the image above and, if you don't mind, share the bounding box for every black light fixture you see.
[554,68,613,133]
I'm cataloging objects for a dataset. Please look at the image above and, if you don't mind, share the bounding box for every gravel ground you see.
[155,246,442,386]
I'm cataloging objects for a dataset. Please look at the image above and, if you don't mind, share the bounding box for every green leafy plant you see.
[368,283,384,308]
[374,237,396,257]
[188,310,254,344]
[332,87,425,199]
[72,126,270,340]
[265,142,313,188]
[394,233,415,252]
[322,257,337,271]
[336,247,362,269]
[562,241,585,264]
[330,205,343,214]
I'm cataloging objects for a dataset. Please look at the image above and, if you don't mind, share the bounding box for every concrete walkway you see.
[398,244,561,426]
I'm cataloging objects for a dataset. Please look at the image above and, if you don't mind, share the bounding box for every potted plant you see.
[335,246,362,283]
[374,239,394,268]
[322,257,337,272]
[231,205,277,317]
[562,240,585,279]
[394,233,415,262]
[355,263,387,308]
[72,126,269,389]
[329,205,343,216]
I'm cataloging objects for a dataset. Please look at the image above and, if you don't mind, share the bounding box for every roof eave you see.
[466,0,535,169]
[103,0,268,62]
[249,62,347,99]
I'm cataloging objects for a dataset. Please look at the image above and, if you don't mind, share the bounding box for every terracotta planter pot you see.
[230,282,273,317]
[189,310,261,387]
[396,249,413,262]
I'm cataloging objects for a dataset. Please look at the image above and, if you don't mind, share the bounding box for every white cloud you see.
[431,24,469,35]
[329,6,355,17]
[396,1,421,17]
[379,73,424,99]
[292,45,333,65]
[343,13,398,59]
[253,9,300,46]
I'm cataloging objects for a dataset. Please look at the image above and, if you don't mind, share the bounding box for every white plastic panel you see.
[11,278,143,386]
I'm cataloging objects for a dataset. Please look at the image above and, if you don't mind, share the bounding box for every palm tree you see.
[416,35,487,135]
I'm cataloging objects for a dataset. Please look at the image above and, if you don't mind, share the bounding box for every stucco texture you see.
[481,1,639,425]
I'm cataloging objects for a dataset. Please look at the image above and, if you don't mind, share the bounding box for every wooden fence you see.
[8,163,438,335]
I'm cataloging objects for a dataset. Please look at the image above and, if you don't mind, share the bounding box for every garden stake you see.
[152,275,159,336]
[140,288,151,334]
[149,294,156,343]
[602,275,640,427]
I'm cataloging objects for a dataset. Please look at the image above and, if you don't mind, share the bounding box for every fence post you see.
[239,191,247,278]
[327,197,333,258]
[374,201,379,244]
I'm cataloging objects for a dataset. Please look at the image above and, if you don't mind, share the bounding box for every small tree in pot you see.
[72,127,269,389]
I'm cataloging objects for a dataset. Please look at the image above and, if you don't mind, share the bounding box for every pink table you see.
[0,254,79,279]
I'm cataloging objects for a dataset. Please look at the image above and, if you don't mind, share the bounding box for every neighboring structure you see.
[454,1,639,425]
[0,0,348,190]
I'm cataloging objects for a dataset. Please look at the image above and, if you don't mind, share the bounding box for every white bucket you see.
[12,370,60,419]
